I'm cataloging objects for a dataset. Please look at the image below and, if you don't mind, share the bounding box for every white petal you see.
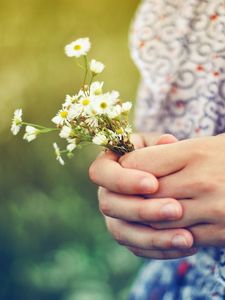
[122,102,132,112]
[26,125,37,134]
[52,115,63,125]
[92,133,108,145]
[11,124,21,135]
[90,59,105,74]
[59,126,72,139]
[67,143,76,152]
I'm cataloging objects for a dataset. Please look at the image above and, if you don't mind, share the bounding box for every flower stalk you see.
[11,37,134,165]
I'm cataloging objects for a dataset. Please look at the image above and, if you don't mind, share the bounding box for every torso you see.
[130,0,225,139]
[129,1,225,299]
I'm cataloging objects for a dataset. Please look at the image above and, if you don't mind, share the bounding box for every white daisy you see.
[23,126,39,142]
[11,109,23,135]
[107,105,122,119]
[92,133,108,146]
[90,59,105,74]
[122,101,132,113]
[59,125,73,139]
[63,94,79,108]
[53,143,65,165]
[52,109,69,126]
[67,138,77,152]
[90,81,104,96]
[67,104,83,121]
[78,96,95,116]
[93,93,114,115]
[109,90,120,104]
[65,38,91,58]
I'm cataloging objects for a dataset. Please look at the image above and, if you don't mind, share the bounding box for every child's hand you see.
[89,133,196,259]
[119,134,225,253]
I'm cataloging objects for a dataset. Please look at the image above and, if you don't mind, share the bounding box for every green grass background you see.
[0,0,142,299]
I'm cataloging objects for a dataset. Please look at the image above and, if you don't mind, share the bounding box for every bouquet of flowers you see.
[11,38,134,165]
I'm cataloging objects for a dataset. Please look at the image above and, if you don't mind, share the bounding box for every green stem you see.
[82,55,88,87]
[22,122,59,131]
[89,74,95,86]
[41,128,59,133]
[89,74,95,94]
[76,60,85,71]
[60,149,69,154]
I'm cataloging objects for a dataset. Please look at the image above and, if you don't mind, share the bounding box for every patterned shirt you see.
[129,0,225,299]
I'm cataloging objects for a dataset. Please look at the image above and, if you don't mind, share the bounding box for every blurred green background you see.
[0,1,142,299]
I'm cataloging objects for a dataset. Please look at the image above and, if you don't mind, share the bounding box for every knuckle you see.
[193,178,207,192]
[98,193,111,216]
[190,143,210,161]
[120,153,137,169]
[145,235,154,249]
[114,230,124,245]
[188,174,214,193]
[106,219,124,244]
[151,234,171,250]
[211,200,225,221]
[88,161,98,183]
[201,178,218,193]
[114,175,126,193]
[138,203,150,222]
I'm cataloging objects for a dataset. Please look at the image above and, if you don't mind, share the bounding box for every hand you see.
[120,134,225,250]
[89,133,197,259]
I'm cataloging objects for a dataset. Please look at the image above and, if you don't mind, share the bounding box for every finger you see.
[156,134,178,145]
[98,187,183,222]
[189,224,224,247]
[119,141,189,177]
[130,133,145,149]
[131,133,178,150]
[106,217,194,250]
[131,133,177,149]
[127,246,198,260]
[150,199,213,230]
[138,132,166,147]
[89,150,158,194]
[148,170,196,199]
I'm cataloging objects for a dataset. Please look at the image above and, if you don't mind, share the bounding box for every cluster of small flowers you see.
[11,38,134,165]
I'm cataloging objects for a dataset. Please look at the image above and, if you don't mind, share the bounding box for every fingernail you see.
[140,178,156,192]
[172,235,190,249]
[160,203,181,219]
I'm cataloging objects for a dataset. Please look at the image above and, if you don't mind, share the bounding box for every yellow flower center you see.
[100,102,108,109]
[74,44,81,50]
[82,98,90,106]
[60,111,68,118]
[116,128,123,135]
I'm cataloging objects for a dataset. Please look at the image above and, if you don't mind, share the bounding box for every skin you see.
[119,135,225,245]
[90,133,225,259]
[89,133,198,259]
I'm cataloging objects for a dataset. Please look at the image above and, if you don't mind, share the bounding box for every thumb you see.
[156,134,178,145]
[119,141,188,177]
